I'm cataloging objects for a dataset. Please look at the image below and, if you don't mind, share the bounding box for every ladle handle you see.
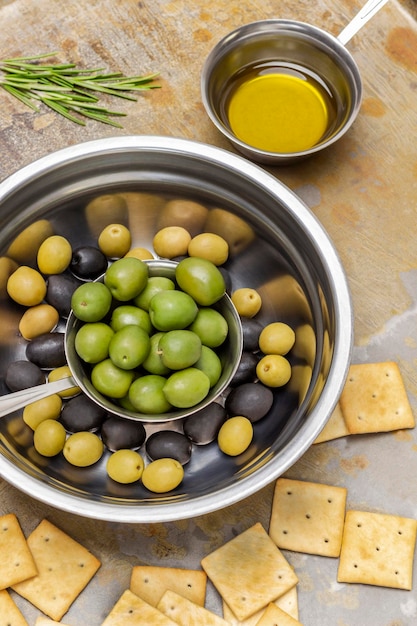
[338,0,390,45]
[0,377,78,418]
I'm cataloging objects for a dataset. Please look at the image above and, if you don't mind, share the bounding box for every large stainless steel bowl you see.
[0,136,352,522]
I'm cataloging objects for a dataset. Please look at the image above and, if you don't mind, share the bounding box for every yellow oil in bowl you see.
[223,63,338,154]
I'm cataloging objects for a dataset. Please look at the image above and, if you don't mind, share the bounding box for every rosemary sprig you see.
[0,52,160,127]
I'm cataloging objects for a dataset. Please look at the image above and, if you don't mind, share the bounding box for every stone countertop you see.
[1,1,417,624]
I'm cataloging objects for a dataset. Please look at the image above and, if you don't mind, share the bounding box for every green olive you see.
[63,431,104,467]
[33,419,67,457]
[23,394,63,430]
[141,458,184,493]
[152,226,191,259]
[231,287,262,318]
[7,266,47,306]
[98,223,132,259]
[19,303,60,340]
[258,322,295,355]
[106,449,144,484]
[37,235,72,275]
[188,232,229,266]
[218,416,253,456]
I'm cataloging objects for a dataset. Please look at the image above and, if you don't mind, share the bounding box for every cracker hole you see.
[395,570,400,575]
[306,514,311,520]
[286,491,292,496]
[372,393,377,398]
[353,564,358,568]
[327,499,333,504]
[44,537,50,542]
[398,530,403,535]
[128,609,134,614]
[357,415,363,421]
[282,530,288,535]
[241,596,247,603]
[2,525,8,532]
[356,523,362,528]
[14,562,20,567]
[48,567,53,572]
[324,539,329,543]
[144,577,149,583]
[187,583,192,588]
[79,562,85,568]
[375,546,380,551]
[277,574,283,580]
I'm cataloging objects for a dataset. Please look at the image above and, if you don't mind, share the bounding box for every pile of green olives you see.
[71,255,229,413]
[4,210,297,493]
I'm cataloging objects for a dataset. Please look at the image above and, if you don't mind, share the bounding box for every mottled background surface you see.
[1,1,417,624]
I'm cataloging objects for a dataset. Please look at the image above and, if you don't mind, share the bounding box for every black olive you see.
[230,351,259,386]
[60,394,108,432]
[146,430,192,465]
[70,246,108,280]
[46,273,82,318]
[240,317,263,352]
[225,382,274,422]
[26,332,66,369]
[183,402,227,444]
[101,416,146,451]
[5,360,46,391]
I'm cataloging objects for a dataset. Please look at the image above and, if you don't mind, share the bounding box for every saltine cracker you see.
[130,565,206,607]
[201,522,298,621]
[337,510,417,590]
[11,519,100,621]
[0,513,37,589]
[101,589,177,625]
[269,478,347,557]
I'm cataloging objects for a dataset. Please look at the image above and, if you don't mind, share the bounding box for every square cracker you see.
[223,586,299,625]
[339,362,415,435]
[313,403,349,443]
[254,602,303,626]
[269,478,347,558]
[157,590,229,625]
[0,589,29,626]
[12,519,101,622]
[0,513,38,589]
[130,565,206,607]
[201,522,298,622]
[101,589,177,625]
[337,510,417,590]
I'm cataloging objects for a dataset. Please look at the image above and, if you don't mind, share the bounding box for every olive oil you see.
[223,62,338,154]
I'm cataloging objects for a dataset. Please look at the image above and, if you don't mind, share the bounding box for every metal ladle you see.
[0,376,78,418]
[338,0,390,45]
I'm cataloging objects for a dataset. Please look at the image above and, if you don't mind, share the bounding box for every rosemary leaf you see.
[39,98,86,125]
[0,52,160,127]
[0,83,39,110]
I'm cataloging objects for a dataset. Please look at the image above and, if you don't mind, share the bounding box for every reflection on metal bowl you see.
[0,136,352,523]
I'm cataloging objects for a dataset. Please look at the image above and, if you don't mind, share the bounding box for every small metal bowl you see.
[201,19,362,164]
[65,259,243,423]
